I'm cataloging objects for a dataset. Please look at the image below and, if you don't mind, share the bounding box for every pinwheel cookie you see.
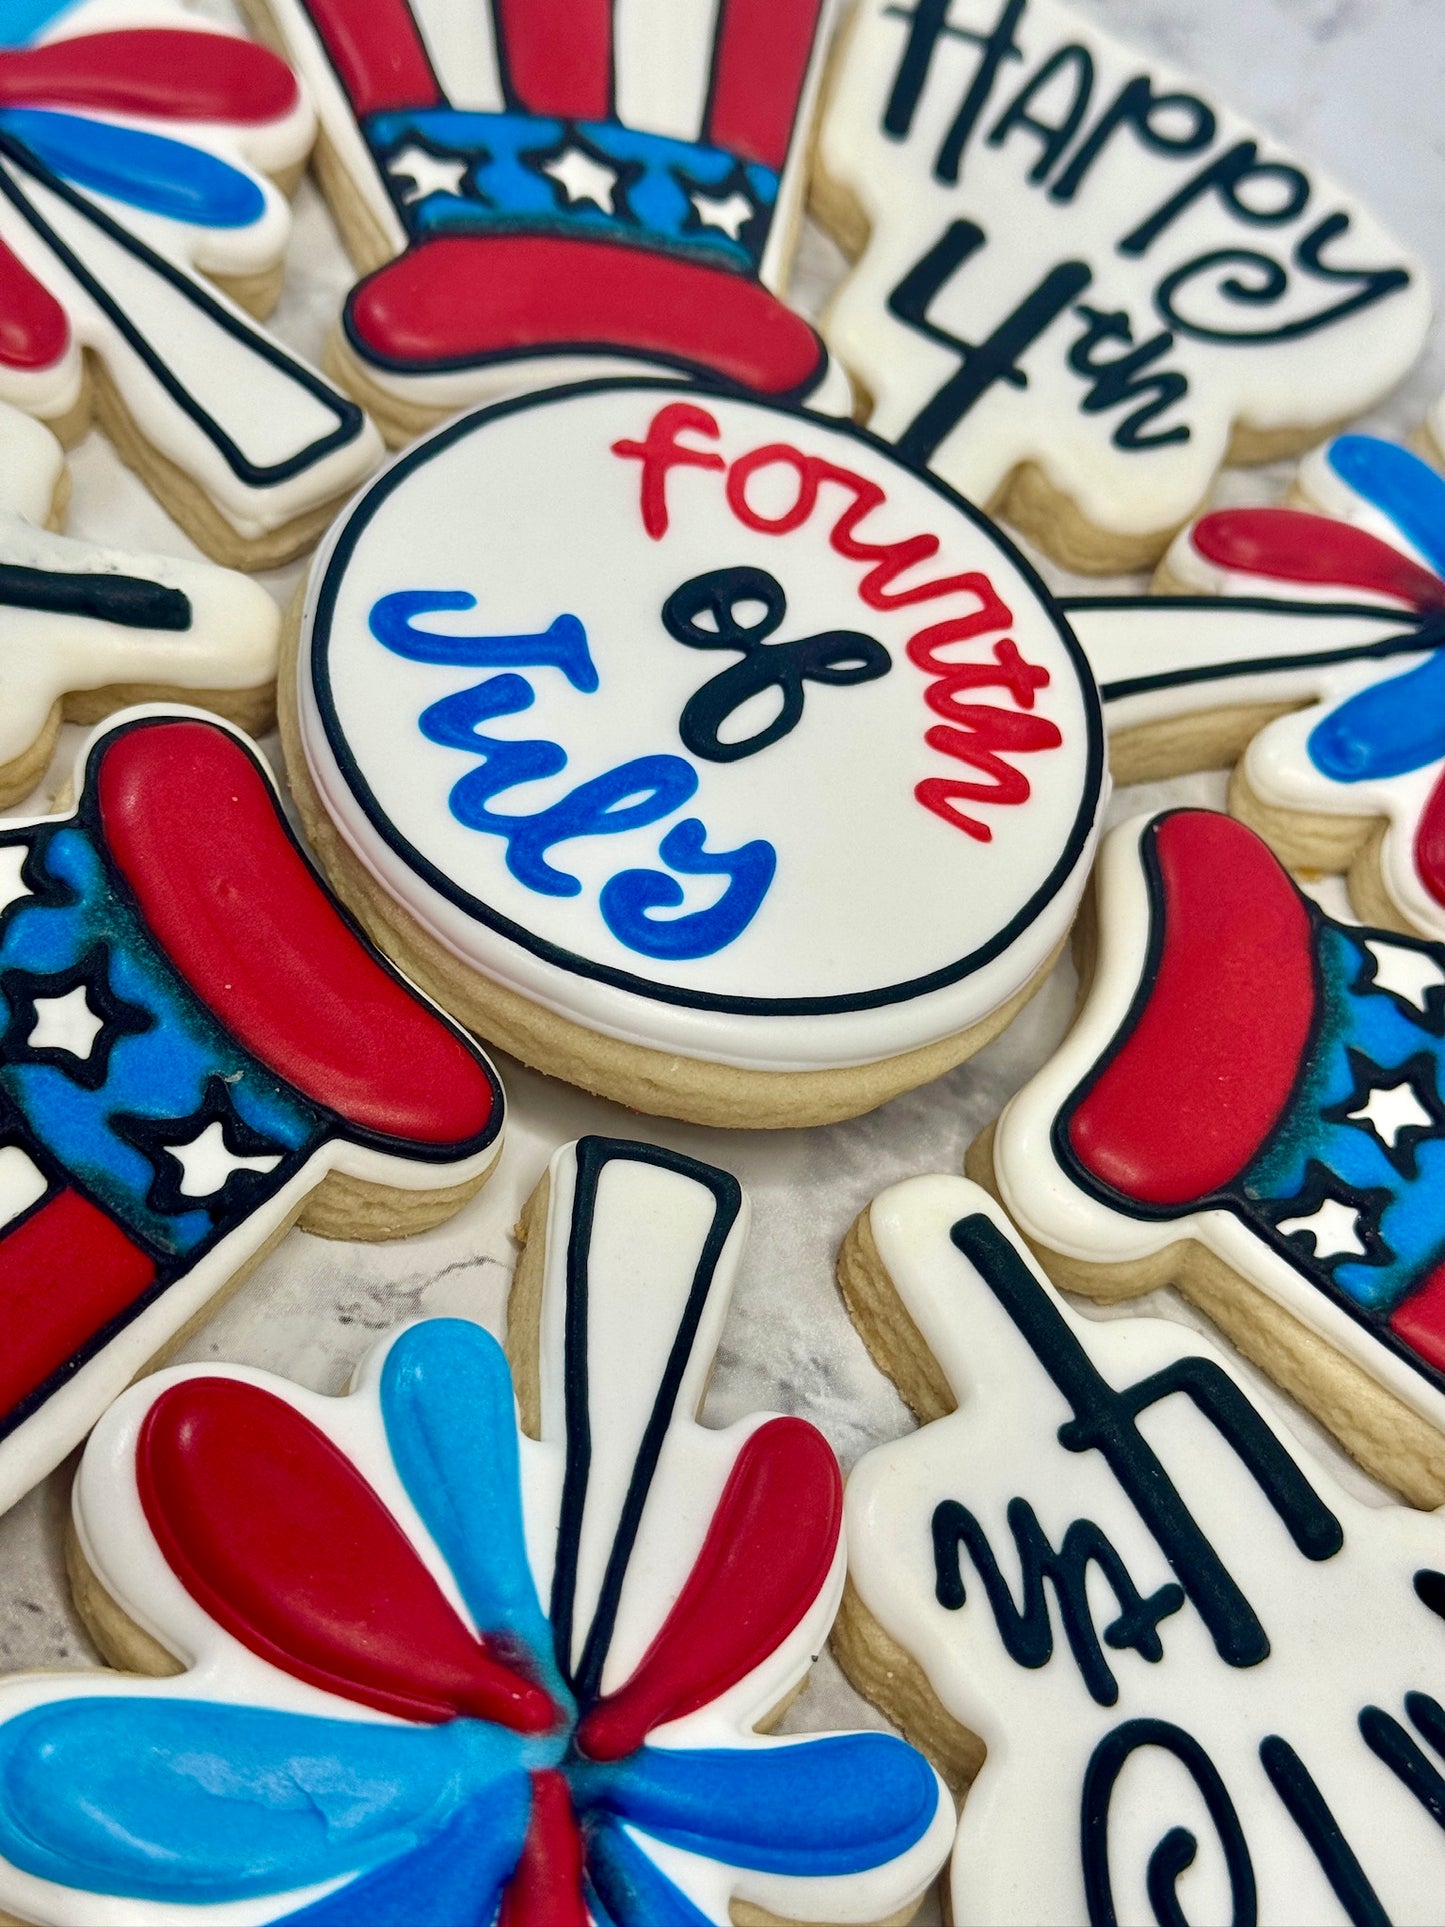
[0,402,279,806]
[0,1136,953,1925]
[0,0,381,566]
[0,706,504,1519]
[973,806,1445,1507]
[248,0,845,441]
[837,1173,1445,1923]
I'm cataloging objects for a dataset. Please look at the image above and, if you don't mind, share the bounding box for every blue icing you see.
[574,1733,941,1877]
[0,825,320,1255]
[0,0,76,47]
[0,1697,542,1903]
[1327,434,1445,580]
[0,109,267,228]
[585,1818,715,1926]
[1308,646,1445,783]
[600,818,777,962]
[381,1320,565,1703]
[1244,921,1445,1311]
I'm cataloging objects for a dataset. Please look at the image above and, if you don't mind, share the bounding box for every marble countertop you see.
[1,4,1442,1921]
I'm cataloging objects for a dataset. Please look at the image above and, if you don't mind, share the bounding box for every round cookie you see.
[286,379,1106,1128]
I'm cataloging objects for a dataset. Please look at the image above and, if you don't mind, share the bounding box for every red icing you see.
[705,0,825,172]
[916,708,1063,842]
[0,31,299,124]
[0,232,68,370]
[345,236,825,397]
[94,719,497,1148]
[1389,1259,1445,1376]
[1191,508,1445,613]
[138,1377,557,1733]
[499,1772,588,1927]
[0,1188,154,1422]
[1067,812,1317,1205]
[611,402,724,541]
[296,0,440,117]
[576,1417,842,1762]
[493,0,612,121]
[1416,769,1445,914]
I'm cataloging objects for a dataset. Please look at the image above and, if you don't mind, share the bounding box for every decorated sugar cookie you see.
[0,403,279,804]
[0,706,503,1517]
[252,0,845,441]
[0,0,382,566]
[0,1136,953,1925]
[812,0,1429,573]
[837,1173,1445,1924]
[975,806,1445,1507]
[287,378,1106,1128]
[1156,432,1445,937]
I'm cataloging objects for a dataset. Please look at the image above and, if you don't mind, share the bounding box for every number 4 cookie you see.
[836,1173,1445,1923]
[0,706,504,1518]
[0,1137,952,1924]
[973,806,1445,1507]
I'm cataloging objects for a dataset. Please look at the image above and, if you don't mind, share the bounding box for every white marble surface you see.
[0,2,1443,1920]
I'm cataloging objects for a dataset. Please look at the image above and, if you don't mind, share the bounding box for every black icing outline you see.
[309,377,1107,1020]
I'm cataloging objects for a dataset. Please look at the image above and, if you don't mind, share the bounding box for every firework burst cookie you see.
[0,0,382,566]
[0,1135,953,1925]
[811,0,1429,573]
[245,0,845,442]
[0,705,503,1518]
[0,402,280,805]
[285,378,1106,1128]
[835,1173,1445,1923]
[972,805,1445,1506]
[1153,431,1445,939]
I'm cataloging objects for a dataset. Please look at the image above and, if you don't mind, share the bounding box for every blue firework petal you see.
[580,1734,942,1877]
[1328,434,1445,580]
[0,108,267,228]
[276,1785,528,1926]
[585,1819,713,1926]
[0,1697,531,1902]
[381,1321,559,1685]
[1309,646,1445,781]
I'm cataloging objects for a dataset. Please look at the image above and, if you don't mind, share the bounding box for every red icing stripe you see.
[295,0,440,116]
[1389,1258,1445,1377]
[706,0,824,171]
[138,1377,557,1732]
[346,235,825,397]
[576,1417,841,1761]
[0,231,68,370]
[0,31,299,123]
[1415,769,1445,914]
[94,719,497,1149]
[1191,508,1445,612]
[494,0,611,119]
[1067,812,1317,1206]
[499,1772,588,1927]
[0,1187,154,1421]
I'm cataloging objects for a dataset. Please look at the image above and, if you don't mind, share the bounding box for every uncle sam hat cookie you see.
[284,378,1106,1128]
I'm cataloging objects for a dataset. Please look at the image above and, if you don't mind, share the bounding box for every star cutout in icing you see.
[691,187,754,240]
[542,146,617,212]
[1276,1196,1367,1261]
[1348,1077,1435,1150]
[1365,938,1445,1012]
[27,983,104,1060]
[161,1119,281,1199]
[0,845,29,918]
[386,145,470,205]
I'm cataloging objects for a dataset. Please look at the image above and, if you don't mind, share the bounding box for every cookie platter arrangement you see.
[0,0,1441,1921]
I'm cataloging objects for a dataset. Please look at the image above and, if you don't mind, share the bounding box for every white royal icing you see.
[847,1173,1445,1924]
[816,0,1430,543]
[297,379,1107,1072]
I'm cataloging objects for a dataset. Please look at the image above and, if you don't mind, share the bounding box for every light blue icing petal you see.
[0,1697,530,1903]
[1327,435,1445,580]
[581,1735,942,1878]
[585,1818,713,1926]
[1308,646,1445,781]
[381,1321,560,1689]
[0,109,267,228]
[275,1787,527,1926]
[0,0,77,47]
